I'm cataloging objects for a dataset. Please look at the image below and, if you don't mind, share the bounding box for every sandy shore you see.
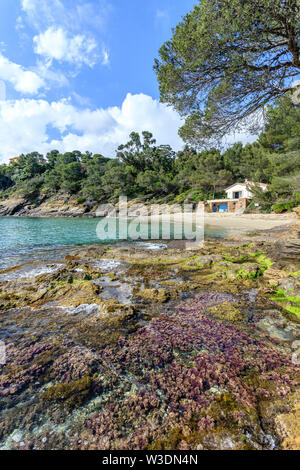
[134,212,298,234]
[204,212,298,232]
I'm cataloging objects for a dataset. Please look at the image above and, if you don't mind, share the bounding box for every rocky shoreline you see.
[0,195,97,218]
[0,222,299,450]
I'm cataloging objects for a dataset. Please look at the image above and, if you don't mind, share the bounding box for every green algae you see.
[285,306,300,317]
[289,270,300,278]
[236,266,261,280]
[212,251,273,281]
[41,377,93,410]
[270,288,300,318]
[254,254,273,272]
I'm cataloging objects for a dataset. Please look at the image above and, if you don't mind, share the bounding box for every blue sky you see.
[0,0,255,163]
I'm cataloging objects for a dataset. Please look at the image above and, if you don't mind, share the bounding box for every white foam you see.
[134,242,168,250]
[0,264,61,282]
[92,259,123,272]
[67,304,100,316]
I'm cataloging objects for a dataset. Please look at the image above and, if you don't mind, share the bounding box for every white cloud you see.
[101,45,110,66]
[21,0,65,29]
[0,93,184,162]
[0,92,259,163]
[16,15,25,31]
[0,53,45,94]
[21,0,38,13]
[33,27,98,67]
[21,0,109,32]
[20,0,110,69]
[34,60,69,88]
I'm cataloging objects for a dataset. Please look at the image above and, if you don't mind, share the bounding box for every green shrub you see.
[77,197,86,204]
[272,201,297,213]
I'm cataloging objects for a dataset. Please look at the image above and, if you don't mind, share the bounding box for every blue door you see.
[219,203,228,213]
[213,204,217,212]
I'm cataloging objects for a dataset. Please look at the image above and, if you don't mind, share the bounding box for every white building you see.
[205,180,269,213]
[225,180,268,200]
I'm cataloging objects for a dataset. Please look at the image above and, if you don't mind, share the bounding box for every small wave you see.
[0,264,61,282]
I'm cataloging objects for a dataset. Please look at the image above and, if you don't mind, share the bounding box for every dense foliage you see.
[154,0,300,146]
[0,97,299,211]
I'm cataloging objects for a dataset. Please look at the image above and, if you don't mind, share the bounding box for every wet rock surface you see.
[0,240,299,450]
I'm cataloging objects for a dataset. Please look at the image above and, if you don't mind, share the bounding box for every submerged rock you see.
[257,315,300,343]
[207,302,243,322]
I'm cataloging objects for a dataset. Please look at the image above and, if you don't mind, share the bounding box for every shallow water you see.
[0,216,231,270]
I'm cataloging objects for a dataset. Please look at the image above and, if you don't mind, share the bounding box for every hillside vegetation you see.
[0,96,299,213]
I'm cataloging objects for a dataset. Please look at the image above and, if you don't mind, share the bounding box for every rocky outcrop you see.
[275,239,300,260]
[0,198,26,216]
[0,239,299,450]
[0,195,97,218]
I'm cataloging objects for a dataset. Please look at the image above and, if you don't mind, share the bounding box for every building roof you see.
[9,156,20,164]
[225,181,268,191]
[206,199,240,203]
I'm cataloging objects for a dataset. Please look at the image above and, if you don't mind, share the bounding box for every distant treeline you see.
[0,96,299,212]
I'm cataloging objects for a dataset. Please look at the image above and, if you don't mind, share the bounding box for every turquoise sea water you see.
[0,216,229,270]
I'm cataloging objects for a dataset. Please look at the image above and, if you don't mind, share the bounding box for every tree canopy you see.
[154,0,300,146]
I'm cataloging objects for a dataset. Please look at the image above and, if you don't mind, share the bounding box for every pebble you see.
[12,432,22,443]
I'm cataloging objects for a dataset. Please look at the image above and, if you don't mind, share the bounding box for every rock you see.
[278,277,300,296]
[258,389,300,450]
[275,239,300,259]
[98,299,136,319]
[292,340,300,350]
[235,263,261,279]
[0,194,97,218]
[0,198,25,216]
[275,411,300,450]
[207,302,243,322]
[292,206,300,218]
[68,245,108,261]
[215,261,261,280]
[263,268,287,287]
[196,255,223,266]
[257,316,300,343]
[1,238,299,450]
[138,288,170,303]
[31,288,48,302]
[68,304,100,317]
